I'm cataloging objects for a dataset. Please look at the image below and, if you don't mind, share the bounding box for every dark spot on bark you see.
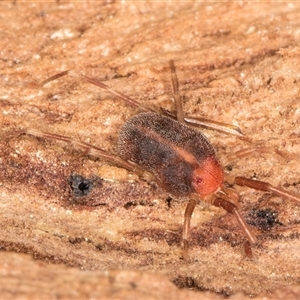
[247,208,281,231]
[69,174,93,197]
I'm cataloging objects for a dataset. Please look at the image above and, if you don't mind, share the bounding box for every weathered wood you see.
[1,1,300,298]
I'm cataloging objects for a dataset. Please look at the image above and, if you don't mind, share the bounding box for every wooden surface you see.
[1,1,300,299]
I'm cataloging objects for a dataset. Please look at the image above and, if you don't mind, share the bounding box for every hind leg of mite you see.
[168,61,242,136]
[25,129,145,177]
[42,63,184,120]
[37,62,242,136]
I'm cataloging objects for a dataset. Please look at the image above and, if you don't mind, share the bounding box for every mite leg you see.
[224,146,290,166]
[169,60,184,123]
[235,176,300,205]
[26,129,144,176]
[184,117,243,137]
[160,109,243,137]
[39,65,243,136]
[212,197,257,245]
[182,196,197,260]
[40,70,154,113]
[243,240,253,258]
[168,61,243,136]
[234,147,286,159]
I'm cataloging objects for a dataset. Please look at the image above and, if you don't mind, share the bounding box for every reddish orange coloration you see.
[191,156,224,197]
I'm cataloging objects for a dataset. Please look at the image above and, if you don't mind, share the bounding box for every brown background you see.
[1,1,300,299]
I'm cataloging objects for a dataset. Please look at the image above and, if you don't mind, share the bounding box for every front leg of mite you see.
[182,196,197,260]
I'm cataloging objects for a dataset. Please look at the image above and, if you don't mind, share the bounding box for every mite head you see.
[191,156,224,197]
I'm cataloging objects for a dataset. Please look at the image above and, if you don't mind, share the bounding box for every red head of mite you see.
[191,156,224,197]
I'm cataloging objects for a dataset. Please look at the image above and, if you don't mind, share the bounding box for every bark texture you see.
[1,1,300,298]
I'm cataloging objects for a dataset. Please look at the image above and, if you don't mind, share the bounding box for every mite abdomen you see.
[118,112,222,196]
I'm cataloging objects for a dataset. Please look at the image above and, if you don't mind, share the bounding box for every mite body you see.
[118,112,223,197]
[26,61,300,259]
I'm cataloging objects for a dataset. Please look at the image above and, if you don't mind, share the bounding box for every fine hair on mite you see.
[118,111,220,196]
[25,60,300,260]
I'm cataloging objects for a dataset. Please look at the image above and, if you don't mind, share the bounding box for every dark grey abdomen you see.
[118,112,215,196]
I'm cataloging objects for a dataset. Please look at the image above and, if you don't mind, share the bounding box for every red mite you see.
[118,111,224,198]
[27,61,300,259]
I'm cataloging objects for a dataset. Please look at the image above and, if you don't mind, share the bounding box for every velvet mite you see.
[26,61,300,259]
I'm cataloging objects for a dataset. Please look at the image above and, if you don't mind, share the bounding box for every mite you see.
[27,61,300,259]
